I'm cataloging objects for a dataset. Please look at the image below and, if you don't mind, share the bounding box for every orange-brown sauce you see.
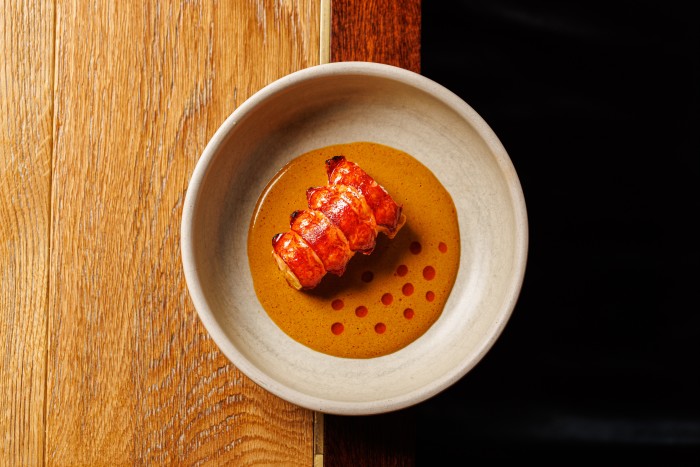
[248,142,460,358]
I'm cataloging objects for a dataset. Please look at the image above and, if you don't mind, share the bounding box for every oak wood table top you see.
[1,0,420,465]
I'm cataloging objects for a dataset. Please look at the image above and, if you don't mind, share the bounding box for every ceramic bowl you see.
[181,62,528,415]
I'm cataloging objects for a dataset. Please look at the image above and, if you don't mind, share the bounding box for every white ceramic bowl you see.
[181,62,528,415]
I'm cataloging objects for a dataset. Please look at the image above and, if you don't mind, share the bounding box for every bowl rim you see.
[181,61,529,415]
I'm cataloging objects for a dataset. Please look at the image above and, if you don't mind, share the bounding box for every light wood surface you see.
[0,1,53,464]
[2,0,319,465]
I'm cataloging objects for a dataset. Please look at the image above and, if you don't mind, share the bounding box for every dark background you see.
[416,1,699,465]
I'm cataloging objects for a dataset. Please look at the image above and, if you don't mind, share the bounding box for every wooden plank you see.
[325,0,421,465]
[325,409,417,467]
[45,1,318,464]
[330,0,421,72]
[0,1,54,464]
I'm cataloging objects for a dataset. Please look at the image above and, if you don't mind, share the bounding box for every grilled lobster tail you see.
[272,156,405,290]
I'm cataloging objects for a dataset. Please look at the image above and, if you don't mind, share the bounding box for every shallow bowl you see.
[181,62,528,415]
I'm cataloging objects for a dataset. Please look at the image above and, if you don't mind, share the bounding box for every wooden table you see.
[1,0,419,464]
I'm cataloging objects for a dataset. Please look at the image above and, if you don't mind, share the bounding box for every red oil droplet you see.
[402,283,414,296]
[410,241,422,254]
[404,308,415,319]
[423,265,436,281]
[381,293,393,306]
[361,270,374,283]
[438,242,448,253]
[396,264,408,277]
[331,322,344,335]
[331,299,344,310]
[375,323,386,334]
[426,291,435,302]
[355,305,368,317]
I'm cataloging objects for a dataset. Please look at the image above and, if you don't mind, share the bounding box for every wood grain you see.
[0,1,53,464]
[330,0,421,73]
[324,409,416,467]
[45,0,318,464]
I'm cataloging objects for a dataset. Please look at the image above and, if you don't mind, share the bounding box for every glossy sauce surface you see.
[248,142,460,358]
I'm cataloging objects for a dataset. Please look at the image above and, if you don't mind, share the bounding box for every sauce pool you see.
[247,142,460,359]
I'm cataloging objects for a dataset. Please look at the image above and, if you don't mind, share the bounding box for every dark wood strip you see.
[326,0,421,465]
[330,0,421,73]
[324,409,417,467]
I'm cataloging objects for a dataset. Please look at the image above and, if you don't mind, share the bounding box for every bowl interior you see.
[182,63,528,415]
